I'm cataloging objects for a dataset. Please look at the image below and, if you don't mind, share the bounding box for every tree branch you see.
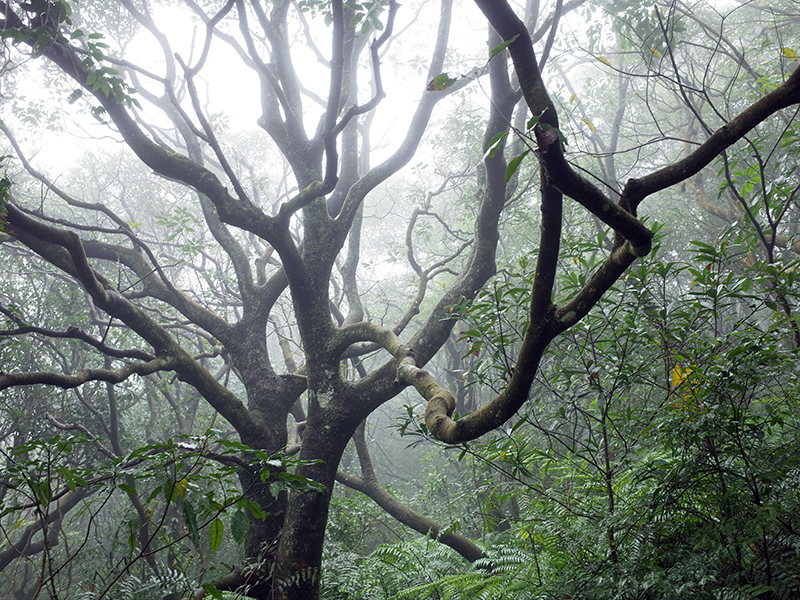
[0,358,173,392]
[622,65,800,212]
[336,423,485,562]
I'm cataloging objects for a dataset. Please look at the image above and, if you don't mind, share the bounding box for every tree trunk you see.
[272,409,352,600]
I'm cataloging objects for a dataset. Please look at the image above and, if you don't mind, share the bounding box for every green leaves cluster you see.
[0,1,140,113]
[117,432,325,554]
[484,112,566,184]
[70,29,141,111]
[505,228,800,598]
[451,257,535,391]
[0,1,72,56]
[376,221,800,600]
[0,434,92,515]
[297,0,388,34]
[0,429,326,598]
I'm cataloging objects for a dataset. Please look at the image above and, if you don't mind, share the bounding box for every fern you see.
[275,565,321,594]
[108,568,193,600]
[391,544,540,600]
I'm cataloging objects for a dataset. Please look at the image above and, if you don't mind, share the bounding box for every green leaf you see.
[118,483,138,496]
[489,34,519,59]
[231,509,249,544]
[163,480,178,502]
[483,131,508,160]
[539,123,568,146]
[243,500,266,520]
[201,584,224,599]
[31,481,52,506]
[526,114,541,130]
[277,471,327,493]
[427,73,457,91]
[147,484,163,503]
[209,517,224,553]
[505,150,530,183]
[183,500,199,541]
[459,329,483,338]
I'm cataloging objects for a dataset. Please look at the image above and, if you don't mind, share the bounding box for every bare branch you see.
[44,413,117,460]
[622,66,800,211]
[336,423,485,562]
[0,357,173,392]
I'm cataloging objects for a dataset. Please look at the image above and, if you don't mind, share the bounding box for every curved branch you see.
[80,238,234,339]
[4,205,259,438]
[328,0,399,138]
[537,149,653,253]
[0,6,282,246]
[0,316,155,363]
[0,489,91,573]
[336,423,485,562]
[0,357,173,392]
[342,18,519,433]
[537,0,562,73]
[334,0,454,229]
[175,54,253,205]
[622,65,800,211]
[476,0,653,252]
[44,413,117,460]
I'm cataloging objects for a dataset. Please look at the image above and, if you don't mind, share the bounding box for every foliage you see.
[1,0,799,598]
[0,0,139,112]
[394,543,541,600]
[453,256,536,392]
[385,214,800,598]
[0,430,324,598]
[321,538,472,600]
[402,223,800,599]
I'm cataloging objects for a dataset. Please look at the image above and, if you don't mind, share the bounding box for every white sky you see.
[5,0,492,175]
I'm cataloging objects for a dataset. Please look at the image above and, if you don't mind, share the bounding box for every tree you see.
[1,0,799,598]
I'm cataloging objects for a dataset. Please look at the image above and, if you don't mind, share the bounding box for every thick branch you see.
[0,320,154,363]
[4,205,259,438]
[0,359,172,392]
[0,6,286,248]
[335,0,453,229]
[622,66,800,211]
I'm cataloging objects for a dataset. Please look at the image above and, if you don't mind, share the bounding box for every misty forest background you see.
[1,0,800,599]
